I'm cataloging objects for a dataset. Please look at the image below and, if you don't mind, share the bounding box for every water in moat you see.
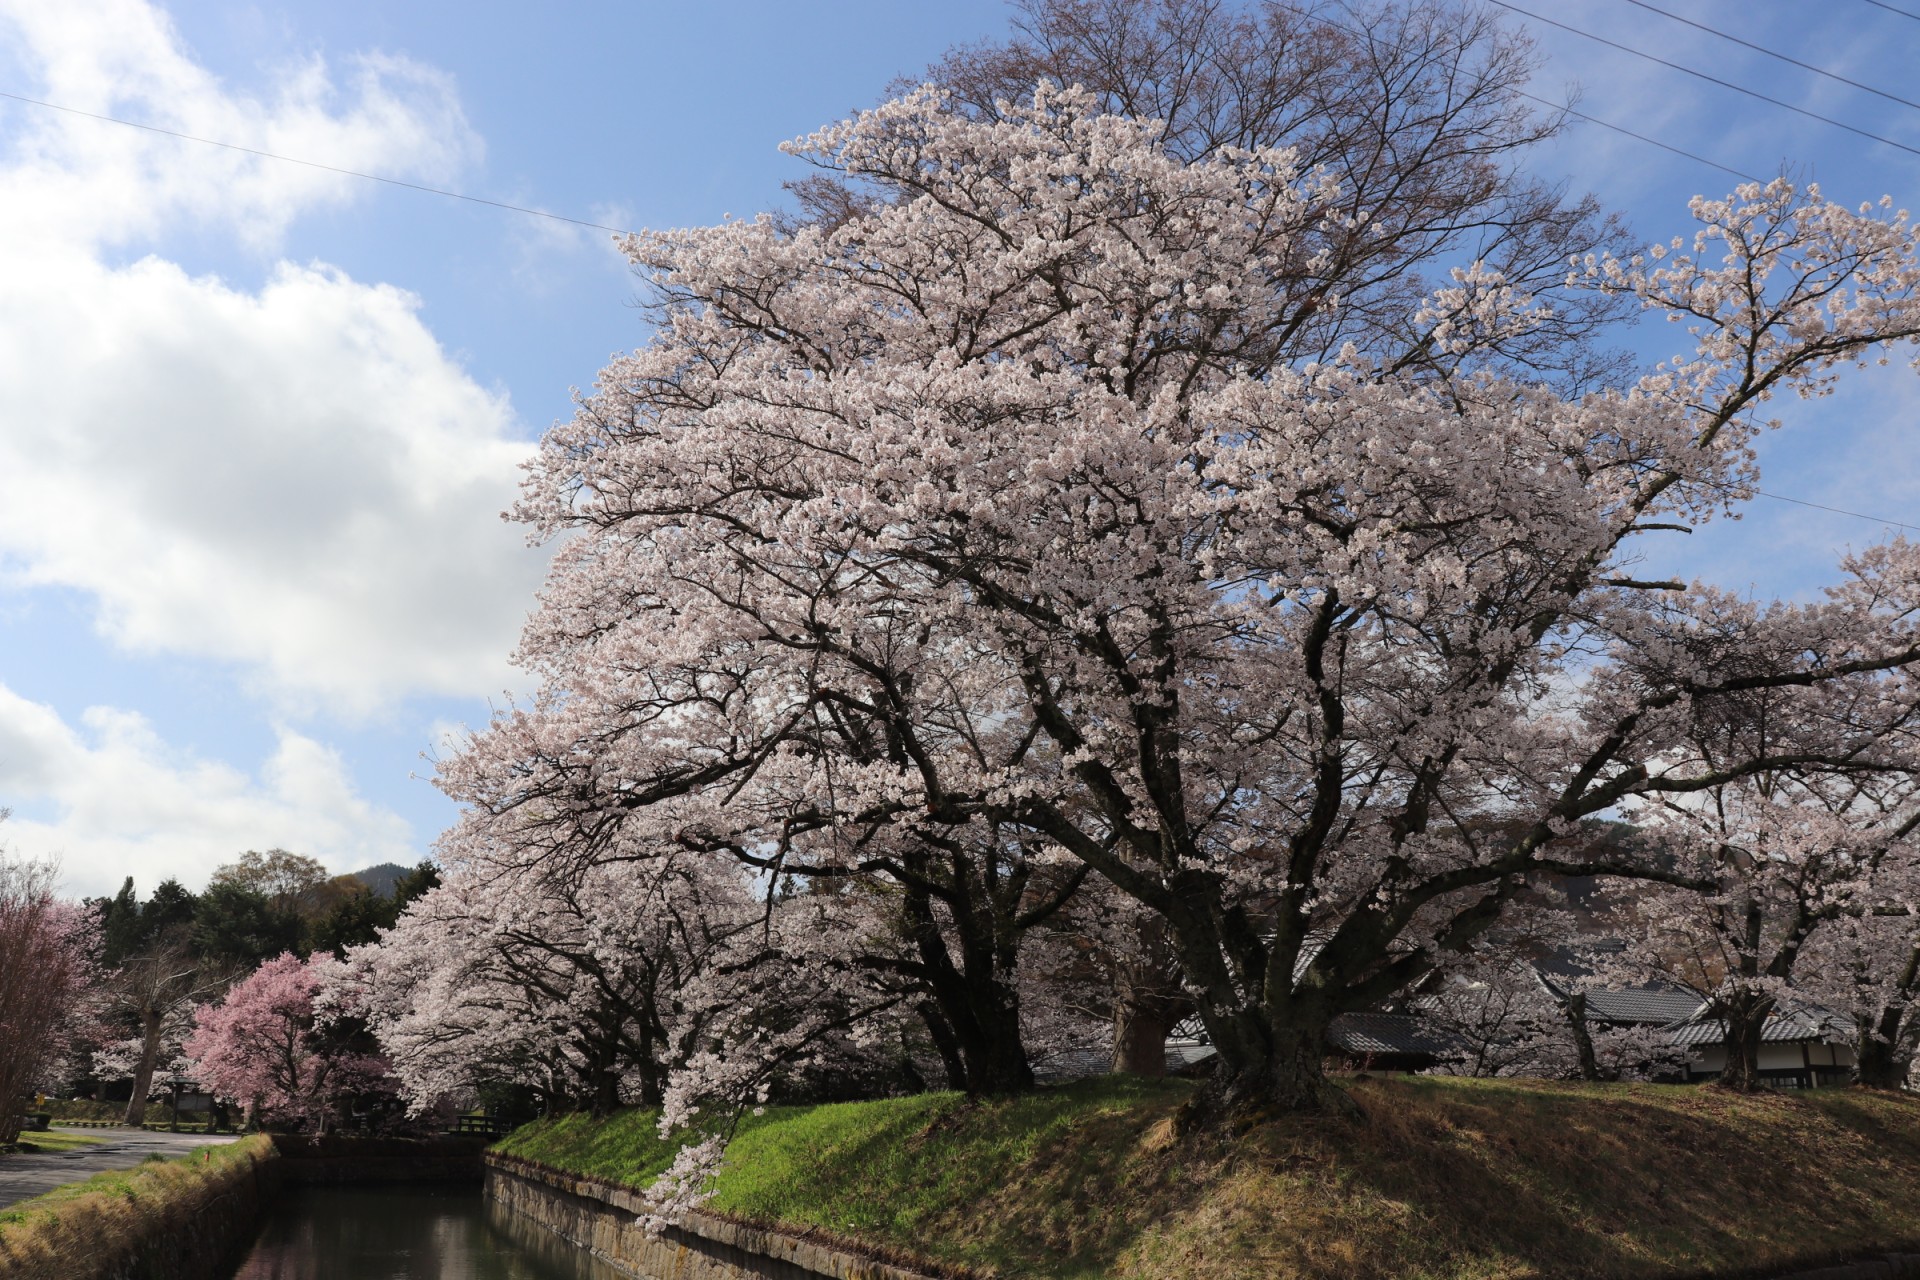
[224,1184,627,1280]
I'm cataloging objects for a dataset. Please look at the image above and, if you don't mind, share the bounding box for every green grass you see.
[493,1104,691,1184]
[495,1076,1920,1280]
[4,1128,105,1154]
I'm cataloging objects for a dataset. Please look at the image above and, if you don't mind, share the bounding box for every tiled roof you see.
[1327,1011,1461,1057]
[1578,988,1705,1026]
[1662,1003,1852,1048]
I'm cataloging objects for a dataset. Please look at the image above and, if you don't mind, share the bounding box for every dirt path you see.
[0,1127,241,1211]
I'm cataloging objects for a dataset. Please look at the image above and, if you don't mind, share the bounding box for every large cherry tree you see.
[1802,886,1920,1089]
[444,73,1920,1115]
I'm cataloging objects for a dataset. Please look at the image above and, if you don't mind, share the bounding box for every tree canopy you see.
[439,65,1920,1116]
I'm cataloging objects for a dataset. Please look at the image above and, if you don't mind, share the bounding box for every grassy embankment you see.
[0,1134,274,1278]
[495,1075,1920,1280]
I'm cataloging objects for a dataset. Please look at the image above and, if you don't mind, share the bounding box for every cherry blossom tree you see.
[656,885,924,1135]
[1621,749,1920,1091]
[186,953,390,1132]
[911,0,1637,392]
[344,838,763,1116]
[338,890,569,1116]
[764,819,1088,1094]
[442,68,1920,1119]
[1801,899,1920,1089]
[1418,949,1688,1082]
[1032,876,1192,1076]
[0,855,96,1146]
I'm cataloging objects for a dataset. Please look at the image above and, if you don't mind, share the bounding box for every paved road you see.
[0,1127,242,1211]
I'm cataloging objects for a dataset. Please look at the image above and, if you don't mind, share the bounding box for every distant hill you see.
[350,863,413,898]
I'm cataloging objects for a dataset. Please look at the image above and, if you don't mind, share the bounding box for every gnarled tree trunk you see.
[901,883,1035,1096]
[1112,998,1182,1077]
[1713,989,1773,1093]
[1181,982,1347,1124]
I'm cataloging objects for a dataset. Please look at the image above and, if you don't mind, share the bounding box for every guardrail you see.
[52,1120,235,1132]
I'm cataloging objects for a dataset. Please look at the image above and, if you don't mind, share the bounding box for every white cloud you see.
[0,0,482,251]
[0,249,545,712]
[0,682,418,897]
[0,0,548,713]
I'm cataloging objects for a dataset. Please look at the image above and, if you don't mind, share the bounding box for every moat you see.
[224,1183,624,1280]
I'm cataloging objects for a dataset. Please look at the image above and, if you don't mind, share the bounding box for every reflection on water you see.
[225,1185,629,1280]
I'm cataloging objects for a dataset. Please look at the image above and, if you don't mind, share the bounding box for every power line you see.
[0,89,633,236]
[1268,0,1759,179]
[1863,0,1920,21]
[1267,2,1906,536]
[1749,488,1920,534]
[1486,0,1920,162]
[1518,90,1759,180]
[1673,470,1919,532]
[1615,0,1920,114]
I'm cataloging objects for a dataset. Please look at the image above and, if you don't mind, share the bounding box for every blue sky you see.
[0,0,1915,897]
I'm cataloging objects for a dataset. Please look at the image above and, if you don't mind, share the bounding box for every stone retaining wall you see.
[484,1154,952,1280]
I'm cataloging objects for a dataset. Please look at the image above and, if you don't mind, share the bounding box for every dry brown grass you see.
[0,1134,275,1280]
[1104,1077,1920,1280]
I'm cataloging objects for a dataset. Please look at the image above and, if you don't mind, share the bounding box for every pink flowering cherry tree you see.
[186,953,390,1133]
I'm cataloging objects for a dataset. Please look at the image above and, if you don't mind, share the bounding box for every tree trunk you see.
[1112,994,1185,1076]
[1564,992,1602,1082]
[915,1000,969,1092]
[1182,990,1345,1125]
[950,983,1035,1095]
[633,1056,666,1109]
[1149,894,1351,1118]
[1109,917,1192,1077]
[1855,1009,1912,1089]
[586,1031,622,1118]
[1713,990,1772,1093]
[123,1013,163,1126]
[1196,1018,1342,1122]
[900,884,1034,1095]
